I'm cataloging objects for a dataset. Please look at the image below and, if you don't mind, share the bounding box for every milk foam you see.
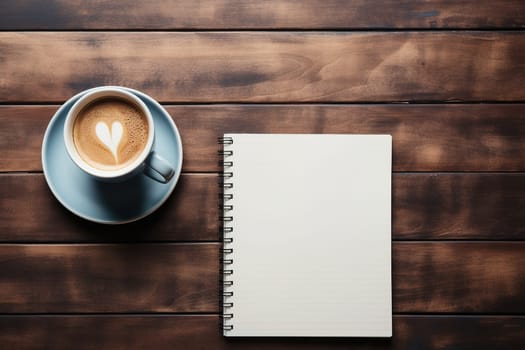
[72,99,149,171]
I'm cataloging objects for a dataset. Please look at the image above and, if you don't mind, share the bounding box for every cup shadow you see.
[88,174,148,221]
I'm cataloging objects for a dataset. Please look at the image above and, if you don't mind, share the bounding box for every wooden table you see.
[1,1,525,348]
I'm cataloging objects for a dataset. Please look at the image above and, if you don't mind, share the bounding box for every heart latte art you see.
[95,121,124,162]
[73,98,149,171]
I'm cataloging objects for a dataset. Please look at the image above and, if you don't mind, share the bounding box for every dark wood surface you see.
[0,243,523,313]
[0,244,219,313]
[2,32,525,103]
[1,0,525,29]
[1,1,524,349]
[1,316,524,350]
[2,174,524,242]
[2,105,525,172]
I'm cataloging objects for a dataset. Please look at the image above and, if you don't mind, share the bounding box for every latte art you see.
[72,98,149,171]
[95,121,123,161]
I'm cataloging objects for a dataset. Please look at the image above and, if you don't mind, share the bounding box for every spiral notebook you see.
[220,134,392,337]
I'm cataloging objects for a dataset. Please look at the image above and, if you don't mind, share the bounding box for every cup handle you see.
[143,152,175,184]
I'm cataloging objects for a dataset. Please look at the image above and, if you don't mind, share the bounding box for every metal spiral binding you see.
[218,136,234,332]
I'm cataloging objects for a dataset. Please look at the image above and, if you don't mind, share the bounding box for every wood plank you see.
[0,107,49,171]
[0,244,219,313]
[394,174,525,240]
[2,104,525,172]
[0,243,523,313]
[0,174,525,242]
[0,174,218,242]
[176,104,525,172]
[1,32,525,103]
[1,1,524,30]
[0,315,523,349]
[394,243,525,313]
[2,173,524,242]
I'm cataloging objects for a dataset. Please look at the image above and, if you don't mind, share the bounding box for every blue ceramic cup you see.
[63,87,174,183]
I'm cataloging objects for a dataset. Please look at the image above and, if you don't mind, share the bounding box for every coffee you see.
[72,98,149,171]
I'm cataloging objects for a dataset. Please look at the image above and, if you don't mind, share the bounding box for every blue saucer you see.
[42,87,183,224]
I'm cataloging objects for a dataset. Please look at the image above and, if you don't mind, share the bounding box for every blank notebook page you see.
[222,134,392,337]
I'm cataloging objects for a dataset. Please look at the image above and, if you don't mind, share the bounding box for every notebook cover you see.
[221,134,392,337]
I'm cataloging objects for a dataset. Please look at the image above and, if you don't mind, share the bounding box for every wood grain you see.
[2,173,524,242]
[0,315,523,350]
[2,104,525,172]
[2,0,523,347]
[0,174,218,242]
[0,107,49,171]
[394,174,525,240]
[394,243,525,313]
[0,243,523,313]
[0,244,219,313]
[1,1,524,30]
[1,32,525,103]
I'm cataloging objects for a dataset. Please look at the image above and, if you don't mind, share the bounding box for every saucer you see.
[42,87,183,224]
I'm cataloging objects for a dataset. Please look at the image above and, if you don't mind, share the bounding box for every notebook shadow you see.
[224,336,393,347]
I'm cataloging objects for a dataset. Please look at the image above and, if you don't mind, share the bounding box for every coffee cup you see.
[64,87,175,183]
